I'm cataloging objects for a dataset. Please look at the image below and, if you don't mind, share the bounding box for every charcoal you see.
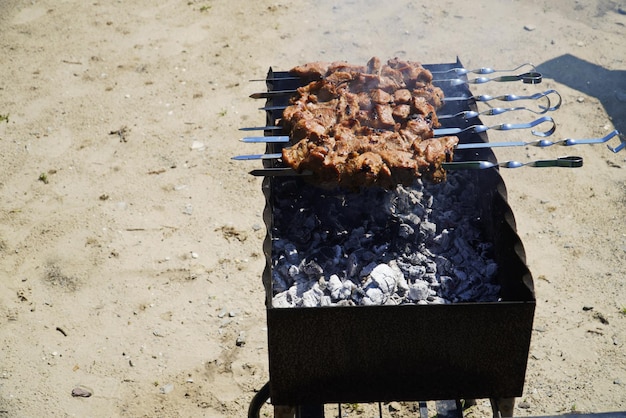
[407,280,431,301]
[270,172,501,307]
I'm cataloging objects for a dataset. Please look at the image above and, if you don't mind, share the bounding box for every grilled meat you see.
[281,57,458,188]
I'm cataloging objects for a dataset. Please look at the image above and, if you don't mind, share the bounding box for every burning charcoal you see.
[366,264,399,295]
[433,229,452,250]
[284,242,299,264]
[432,255,451,274]
[327,274,345,299]
[363,287,385,305]
[270,173,501,307]
[419,221,437,239]
[328,274,356,301]
[408,280,430,301]
[300,259,323,278]
[424,259,437,274]
[272,270,290,293]
[439,275,456,295]
[398,223,414,239]
[428,296,449,304]
[390,261,409,294]
[302,284,324,307]
[398,262,426,281]
[285,285,303,306]
[273,291,295,308]
[484,262,498,277]
[346,252,361,278]
[320,295,333,306]
[287,209,317,244]
[360,261,378,279]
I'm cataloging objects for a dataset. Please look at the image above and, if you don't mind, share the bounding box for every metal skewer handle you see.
[430,63,537,76]
[246,156,583,177]
[443,156,583,170]
[434,71,542,85]
[442,89,562,113]
[439,105,543,120]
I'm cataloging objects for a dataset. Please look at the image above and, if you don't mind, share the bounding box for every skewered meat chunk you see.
[281,57,458,188]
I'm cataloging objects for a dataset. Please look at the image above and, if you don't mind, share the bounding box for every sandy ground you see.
[1,0,625,417]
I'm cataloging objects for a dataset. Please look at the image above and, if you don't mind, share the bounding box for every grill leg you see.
[490,397,515,417]
[296,404,325,417]
[436,400,464,418]
[273,404,324,418]
[274,405,296,418]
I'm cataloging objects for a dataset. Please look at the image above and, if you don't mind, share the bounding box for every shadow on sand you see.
[537,54,626,134]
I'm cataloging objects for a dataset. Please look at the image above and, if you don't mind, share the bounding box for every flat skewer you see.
[253,90,562,114]
[233,131,624,161]
[250,63,538,82]
[239,116,556,141]
[247,156,583,177]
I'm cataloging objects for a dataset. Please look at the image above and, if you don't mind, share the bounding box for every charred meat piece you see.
[280,57,458,188]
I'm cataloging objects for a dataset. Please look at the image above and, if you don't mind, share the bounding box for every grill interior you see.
[259,58,536,405]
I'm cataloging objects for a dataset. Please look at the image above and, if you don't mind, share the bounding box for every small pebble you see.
[388,401,402,412]
[236,331,246,346]
[593,311,609,324]
[159,383,174,394]
[190,141,205,150]
[71,387,92,398]
[190,252,199,259]
[523,24,536,31]
[518,400,531,409]
[577,96,585,103]
[614,378,623,385]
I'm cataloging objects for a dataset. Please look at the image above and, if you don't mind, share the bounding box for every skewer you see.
[253,90,562,114]
[434,115,555,137]
[233,131,624,161]
[442,90,561,112]
[239,126,282,132]
[249,76,300,82]
[247,156,583,177]
[250,63,538,82]
[240,116,556,142]
[438,106,542,119]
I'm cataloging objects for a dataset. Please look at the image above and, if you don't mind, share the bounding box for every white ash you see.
[271,173,501,308]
